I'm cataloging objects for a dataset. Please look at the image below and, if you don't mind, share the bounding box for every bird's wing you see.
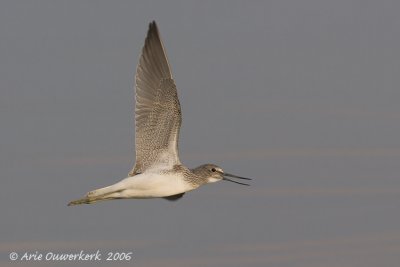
[129,21,182,176]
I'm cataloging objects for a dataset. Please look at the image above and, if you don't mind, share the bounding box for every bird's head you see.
[192,164,251,186]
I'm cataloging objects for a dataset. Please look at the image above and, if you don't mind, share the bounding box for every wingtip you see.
[145,20,160,44]
[149,20,158,32]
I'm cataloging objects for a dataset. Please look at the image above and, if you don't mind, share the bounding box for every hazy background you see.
[1,1,400,266]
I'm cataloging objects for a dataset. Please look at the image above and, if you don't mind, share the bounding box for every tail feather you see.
[68,189,123,206]
[67,196,99,206]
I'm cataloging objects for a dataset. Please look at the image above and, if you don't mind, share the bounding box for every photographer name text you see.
[9,250,133,262]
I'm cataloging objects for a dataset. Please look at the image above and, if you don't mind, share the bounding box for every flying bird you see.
[68,21,251,206]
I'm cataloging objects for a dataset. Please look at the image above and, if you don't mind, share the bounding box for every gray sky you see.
[1,0,400,266]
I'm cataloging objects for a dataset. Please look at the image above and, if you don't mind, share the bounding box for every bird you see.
[68,21,251,206]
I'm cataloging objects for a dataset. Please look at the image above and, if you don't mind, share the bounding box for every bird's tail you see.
[68,183,126,206]
[67,196,100,206]
[68,188,122,206]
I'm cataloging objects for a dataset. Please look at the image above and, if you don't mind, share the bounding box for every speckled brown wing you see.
[129,21,182,176]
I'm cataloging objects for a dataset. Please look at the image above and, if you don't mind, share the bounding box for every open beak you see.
[222,172,252,186]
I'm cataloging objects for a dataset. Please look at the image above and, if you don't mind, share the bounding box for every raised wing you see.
[129,21,182,176]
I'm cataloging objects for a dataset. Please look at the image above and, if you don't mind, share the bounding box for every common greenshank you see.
[68,21,251,206]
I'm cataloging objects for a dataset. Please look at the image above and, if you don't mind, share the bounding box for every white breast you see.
[115,172,194,198]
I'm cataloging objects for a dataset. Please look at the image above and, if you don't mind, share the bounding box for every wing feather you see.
[129,21,182,176]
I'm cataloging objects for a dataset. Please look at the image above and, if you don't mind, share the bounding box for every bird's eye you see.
[211,168,216,172]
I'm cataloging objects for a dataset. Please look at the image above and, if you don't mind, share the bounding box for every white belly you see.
[112,172,194,198]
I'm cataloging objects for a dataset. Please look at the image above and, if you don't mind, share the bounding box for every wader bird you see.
[68,21,251,206]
